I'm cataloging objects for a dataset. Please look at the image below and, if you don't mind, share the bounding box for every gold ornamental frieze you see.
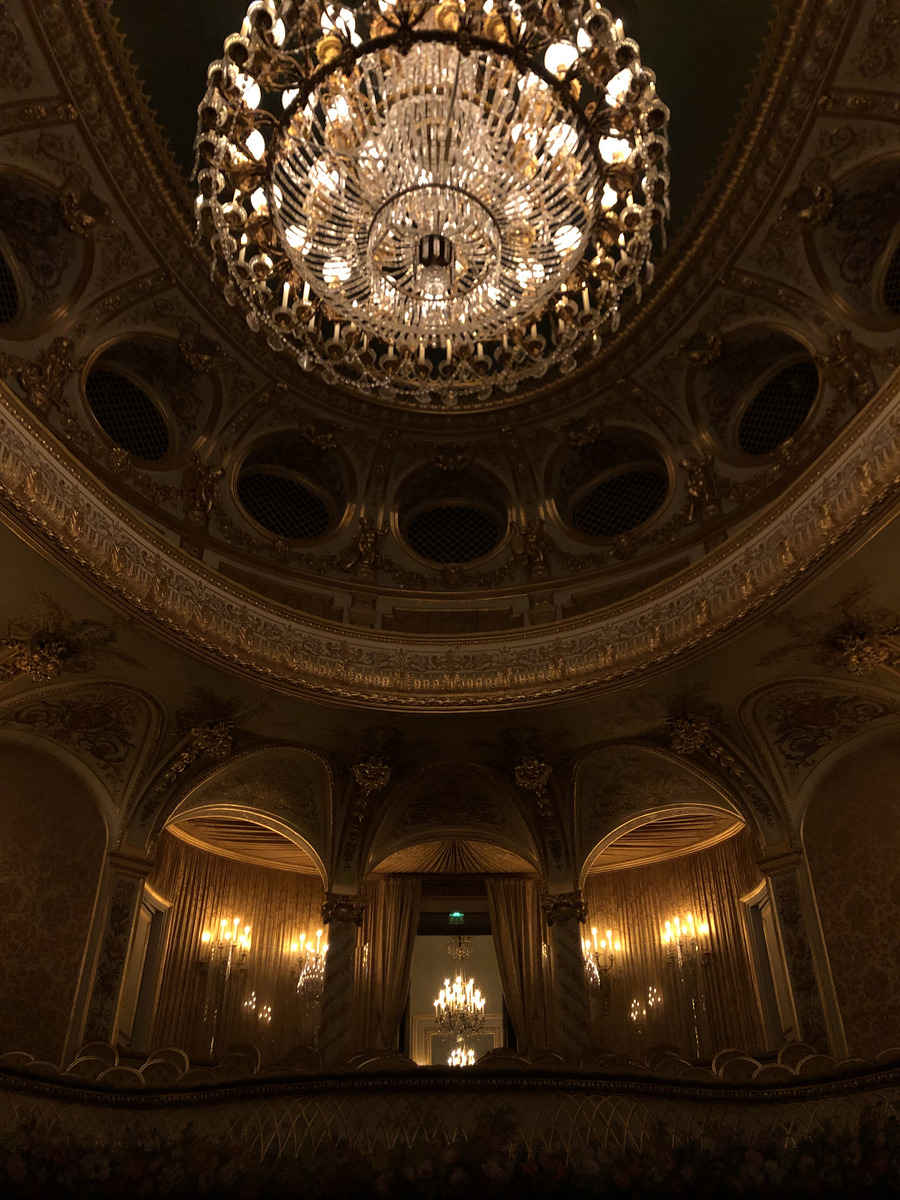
[2,369,900,710]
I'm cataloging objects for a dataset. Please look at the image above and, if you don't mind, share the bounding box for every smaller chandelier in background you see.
[629,984,662,1029]
[195,0,670,407]
[434,935,486,1040]
[448,1043,477,1067]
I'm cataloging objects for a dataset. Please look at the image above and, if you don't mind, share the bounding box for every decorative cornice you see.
[2,360,900,708]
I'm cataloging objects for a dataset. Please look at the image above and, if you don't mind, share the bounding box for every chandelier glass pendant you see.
[195,0,669,406]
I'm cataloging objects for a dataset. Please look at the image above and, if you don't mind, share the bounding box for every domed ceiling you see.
[0,0,898,710]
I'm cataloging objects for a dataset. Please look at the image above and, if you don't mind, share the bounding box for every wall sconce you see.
[662,913,711,969]
[582,926,623,1016]
[199,916,252,976]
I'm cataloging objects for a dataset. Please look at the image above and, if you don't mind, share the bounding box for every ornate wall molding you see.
[1,364,900,709]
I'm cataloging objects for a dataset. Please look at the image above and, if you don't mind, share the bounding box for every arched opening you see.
[803,732,900,1058]
[364,837,540,1064]
[581,813,770,1062]
[132,811,326,1066]
[0,740,107,1064]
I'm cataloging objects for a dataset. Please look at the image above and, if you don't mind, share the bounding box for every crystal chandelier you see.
[195,0,669,407]
[433,936,486,1038]
[292,928,328,1011]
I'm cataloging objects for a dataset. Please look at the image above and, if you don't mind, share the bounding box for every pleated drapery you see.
[583,829,765,1059]
[147,831,325,1063]
[356,876,422,1051]
[485,877,554,1050]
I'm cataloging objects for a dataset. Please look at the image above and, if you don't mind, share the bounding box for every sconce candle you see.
[662,912,711,968]
[199,916,251,974]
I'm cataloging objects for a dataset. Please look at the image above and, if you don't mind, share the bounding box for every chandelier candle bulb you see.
[195,0,669,407]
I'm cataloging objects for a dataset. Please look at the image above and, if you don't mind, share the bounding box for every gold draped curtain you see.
[147,831,325,1063]
[584,829,765,1059]
[485,877,554,1050]
[356,876,422,1051]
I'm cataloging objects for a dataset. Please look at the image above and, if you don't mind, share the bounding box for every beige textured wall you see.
[804,734,900,1059]
[0,742,106,1062]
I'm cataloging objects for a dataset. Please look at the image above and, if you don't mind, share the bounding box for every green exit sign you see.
[449,911,465,925]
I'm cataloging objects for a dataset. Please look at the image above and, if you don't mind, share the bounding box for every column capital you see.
[542,890,586,926]
[322,891,366,926]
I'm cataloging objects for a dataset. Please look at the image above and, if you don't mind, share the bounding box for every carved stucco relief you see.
[741,678,900,788]
[0,681,160,802]
[574,744,736,863]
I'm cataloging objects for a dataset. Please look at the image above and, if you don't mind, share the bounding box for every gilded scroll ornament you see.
[514,755,553,800]
[351,756,391,798]
[0,338,76,412]
[542,891,587,927]
[159,721,235,790]
[321,892,366,927]
[0,634,71,683]
[340,519,387,580]
[834,631,898,675]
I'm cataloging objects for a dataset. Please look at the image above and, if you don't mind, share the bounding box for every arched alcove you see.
[573,743,750,877]
[803,730,900,1058]
[582,817,765,1061]
[143,815,326,1065]
[161,746,332,867]
[0,739,107,1063]
[365,762,540,878]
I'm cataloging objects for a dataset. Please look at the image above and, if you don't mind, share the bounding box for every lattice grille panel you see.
[237,471,331,541]
[84,369,170,461]
[572,469,668,539]
[0,248,19,325]
[884,242,900,316]
[737,358,818,457]
[406,505,501,564]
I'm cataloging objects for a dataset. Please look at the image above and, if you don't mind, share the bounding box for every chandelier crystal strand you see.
[195,0,669,407]
[292,928,328,1013]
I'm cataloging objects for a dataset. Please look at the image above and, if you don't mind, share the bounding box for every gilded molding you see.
[2,362,900,708]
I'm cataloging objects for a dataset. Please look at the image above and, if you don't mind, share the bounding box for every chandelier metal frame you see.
[195,0,669,406]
